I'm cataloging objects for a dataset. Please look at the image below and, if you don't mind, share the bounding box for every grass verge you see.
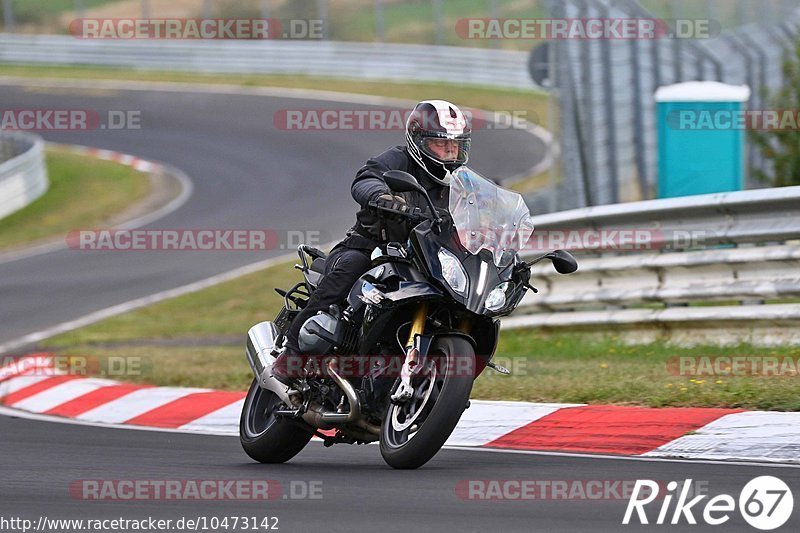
[0,147,150,251]
[41,258,800,411]
[15,0,741,46]
[0,0,119,28]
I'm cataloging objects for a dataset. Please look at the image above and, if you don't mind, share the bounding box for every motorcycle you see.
[240,166,578,469]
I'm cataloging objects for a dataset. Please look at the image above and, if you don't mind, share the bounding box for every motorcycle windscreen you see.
[448,166,535,267]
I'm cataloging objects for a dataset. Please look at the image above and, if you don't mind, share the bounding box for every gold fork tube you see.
[406,302,429,348]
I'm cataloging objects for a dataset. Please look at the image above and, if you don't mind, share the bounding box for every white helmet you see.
[406,100,471,185]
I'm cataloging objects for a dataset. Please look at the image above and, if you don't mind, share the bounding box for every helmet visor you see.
[420,136,470,166]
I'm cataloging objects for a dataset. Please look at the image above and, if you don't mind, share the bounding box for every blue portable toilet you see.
[655,81,751,198]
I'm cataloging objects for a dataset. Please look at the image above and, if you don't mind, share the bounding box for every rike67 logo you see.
[623,477,794,530]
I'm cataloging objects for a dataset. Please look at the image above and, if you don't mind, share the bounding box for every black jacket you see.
[342,146,449,251]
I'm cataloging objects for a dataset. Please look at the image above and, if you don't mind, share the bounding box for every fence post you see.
[261,0,270,19]
[577,0,595,206]
[736,0,747,26]
[704,0,716,19]
[630,37,650,198]
[141,0,151,19]
[763,0,776,25]
[488,0,499,49]
[549,0,590,209]
[780,0,791,18]
[652,34,663,88]
[547,33,558,212]
[669,0,684,82]
[598,1,619,203]
[317,0,328,40]
[374,0,385,42]
[432,0,444,45]
[2,0,14,33]
[721,33,755,184]
[735,31,770,180]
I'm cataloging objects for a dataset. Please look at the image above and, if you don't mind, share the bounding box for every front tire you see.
[379,336,474,469]
[239,379,312,463]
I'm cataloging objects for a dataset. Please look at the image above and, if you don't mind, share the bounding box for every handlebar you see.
[369,201,451,220]
[367,201,425,221]
[300,245,326,260]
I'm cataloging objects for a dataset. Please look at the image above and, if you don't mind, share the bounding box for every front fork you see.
[390,302,427,403]
[390,303,472,403]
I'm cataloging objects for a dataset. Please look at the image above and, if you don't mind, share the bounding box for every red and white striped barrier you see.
[2,354,798,463]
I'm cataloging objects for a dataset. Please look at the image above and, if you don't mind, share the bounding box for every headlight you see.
[438,248,467,294]
[485,282,511,311]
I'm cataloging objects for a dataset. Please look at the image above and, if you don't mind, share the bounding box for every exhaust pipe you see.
[245,321,295,406]
[301,359,361,427]
[322,359,361,422]
[247,323,364,428]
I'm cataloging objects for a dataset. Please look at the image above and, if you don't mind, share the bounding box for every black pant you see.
[284,244,372,351]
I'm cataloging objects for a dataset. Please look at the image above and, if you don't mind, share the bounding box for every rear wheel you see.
[239,379,312,463]
[379,336,474,469]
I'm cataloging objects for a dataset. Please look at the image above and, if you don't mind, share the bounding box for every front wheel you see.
[379,336,474,469]
[239,379,312,463]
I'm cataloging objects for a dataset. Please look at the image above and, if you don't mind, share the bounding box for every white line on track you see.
[0,247,299,355]
[0,234,339,355]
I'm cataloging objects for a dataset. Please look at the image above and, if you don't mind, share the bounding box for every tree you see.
[750,39,800,186]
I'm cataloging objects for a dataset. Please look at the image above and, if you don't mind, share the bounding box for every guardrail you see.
[527,186,800,249]
[0,34,536,91]
[0,132,48,221]
[509,186,800,344]
[523,245,800,311]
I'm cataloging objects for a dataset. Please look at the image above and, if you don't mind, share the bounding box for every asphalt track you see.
[0,81,543,350]
[1,82,798,533]
[2,415,799,533]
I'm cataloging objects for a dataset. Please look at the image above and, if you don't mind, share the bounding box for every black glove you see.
[372,193,410,216]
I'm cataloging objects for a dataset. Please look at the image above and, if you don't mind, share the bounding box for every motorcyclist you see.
[274,100,472,384]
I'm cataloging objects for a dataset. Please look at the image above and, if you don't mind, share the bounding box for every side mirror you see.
[383,170,424,193]
[547,250,578,274]
[527,249,579,274]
